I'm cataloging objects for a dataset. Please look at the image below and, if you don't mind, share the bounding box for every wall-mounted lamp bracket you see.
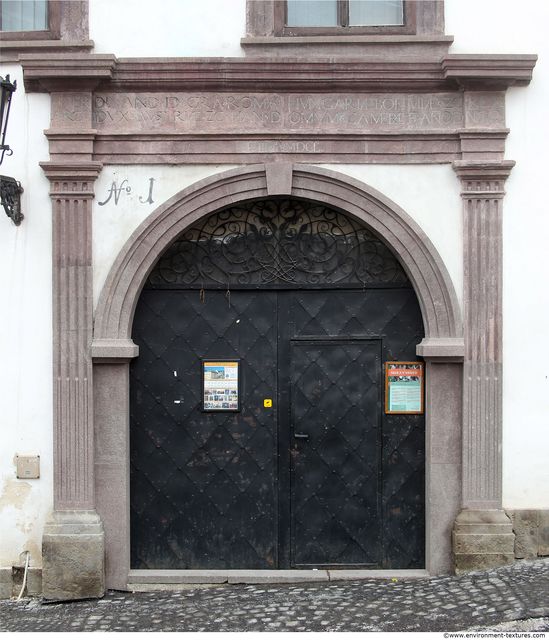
[0,175,24,225]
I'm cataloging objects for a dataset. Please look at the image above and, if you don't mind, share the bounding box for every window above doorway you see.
[281,0,413,36]
[243,0,449,58]
[0,0,92,61]
[0,0,57,39]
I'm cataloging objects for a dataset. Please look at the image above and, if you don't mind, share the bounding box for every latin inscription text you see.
[92,92,464,133]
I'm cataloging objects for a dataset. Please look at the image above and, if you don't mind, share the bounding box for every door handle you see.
[294,433,309,440]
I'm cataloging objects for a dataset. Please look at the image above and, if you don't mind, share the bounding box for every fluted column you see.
[29,69,112,598]
[41,161,105,599]
[452,161,515,572]
[40,158,105,599]
[44,163,101,509]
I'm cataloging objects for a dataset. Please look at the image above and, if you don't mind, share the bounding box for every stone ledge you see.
[416,337,464,362]
[127,569,429,587]
[91,339,139,362]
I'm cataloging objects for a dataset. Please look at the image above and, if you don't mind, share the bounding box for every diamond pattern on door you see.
[130,290,278,569]
[290,340,382,567]
[130,199,425,570]
[283,290,425,568]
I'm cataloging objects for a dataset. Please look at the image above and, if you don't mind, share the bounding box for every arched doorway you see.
[93,165,463,587]
[129,197,425,569]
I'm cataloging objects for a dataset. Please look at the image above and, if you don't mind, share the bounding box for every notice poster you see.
[202,360,240,411]
[385,362,424,414]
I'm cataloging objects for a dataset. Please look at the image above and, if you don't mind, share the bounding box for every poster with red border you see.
[385,361,424,414]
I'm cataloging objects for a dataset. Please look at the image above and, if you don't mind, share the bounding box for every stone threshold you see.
[127,569,429,588]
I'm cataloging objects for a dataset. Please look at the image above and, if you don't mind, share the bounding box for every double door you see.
[130,287,425,569]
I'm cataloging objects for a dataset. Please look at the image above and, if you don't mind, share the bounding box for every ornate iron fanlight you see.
[148,199,409,289]
[0,74,23,226]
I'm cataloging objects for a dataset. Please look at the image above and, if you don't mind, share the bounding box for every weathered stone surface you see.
[27,568,43,597]
[539,511,549,556]
[226,570,329,584]
[454,534,515,555]
[91,92,465,134]
[453,509,515,573]
[0,568,12,600]
[42,511,105,601]
[510,510,540,559]
[454,553,515,574]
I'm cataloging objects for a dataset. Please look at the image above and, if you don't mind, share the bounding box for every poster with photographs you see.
[202,360,240,411]
[385,362,424,414]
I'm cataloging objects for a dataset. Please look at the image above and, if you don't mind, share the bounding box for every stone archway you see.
[92,164,464,588]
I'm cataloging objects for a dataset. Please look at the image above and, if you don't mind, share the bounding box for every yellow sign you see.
[263,398,273,408]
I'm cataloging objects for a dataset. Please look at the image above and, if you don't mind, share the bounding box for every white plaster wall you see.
[0,65,52,567]
[446,0,549,508]
[89,0,246,58]
[93,164,463,312]
[93,165,237,306]
[321,164,463,310]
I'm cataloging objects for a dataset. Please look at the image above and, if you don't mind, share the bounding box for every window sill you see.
[241,34,454,58]
[0,39,94,62]
[242,34,453,45]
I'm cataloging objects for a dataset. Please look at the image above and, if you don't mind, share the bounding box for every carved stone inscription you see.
[92,92,464,133]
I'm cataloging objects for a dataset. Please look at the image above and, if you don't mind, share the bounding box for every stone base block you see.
[540,511,549,556]
[12,566,42,597]
[453,509,515,574]
[0,568,12,599]
[508,509,549,558]
[42,510,105,601]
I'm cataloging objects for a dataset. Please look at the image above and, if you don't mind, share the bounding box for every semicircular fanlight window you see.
[147,199,409,289]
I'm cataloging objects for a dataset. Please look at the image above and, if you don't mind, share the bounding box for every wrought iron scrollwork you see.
[147,199,408,288]
[0,175,24,226]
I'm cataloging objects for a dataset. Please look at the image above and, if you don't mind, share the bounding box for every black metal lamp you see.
[0,74,24,226]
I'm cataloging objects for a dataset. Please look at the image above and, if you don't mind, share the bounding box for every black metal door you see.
[130,290,279,569]
[289,338,382,567]
[130,198,425,570]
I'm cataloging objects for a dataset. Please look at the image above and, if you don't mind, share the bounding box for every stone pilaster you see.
[41,160,105,600]
[452,161,515,573]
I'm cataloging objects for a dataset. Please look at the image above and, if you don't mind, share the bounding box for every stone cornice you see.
[443,55,538,88]
[21,53,537,94]
[21,54,116,92]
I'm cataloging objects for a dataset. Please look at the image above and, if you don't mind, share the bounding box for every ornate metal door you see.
[288,338,382,567]
[130,199,425,569]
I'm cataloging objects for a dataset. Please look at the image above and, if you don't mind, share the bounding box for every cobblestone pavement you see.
[0,559,548,632]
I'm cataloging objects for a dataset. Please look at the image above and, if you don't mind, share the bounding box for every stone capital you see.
[453,160,515,195]
[40,161,103,197]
